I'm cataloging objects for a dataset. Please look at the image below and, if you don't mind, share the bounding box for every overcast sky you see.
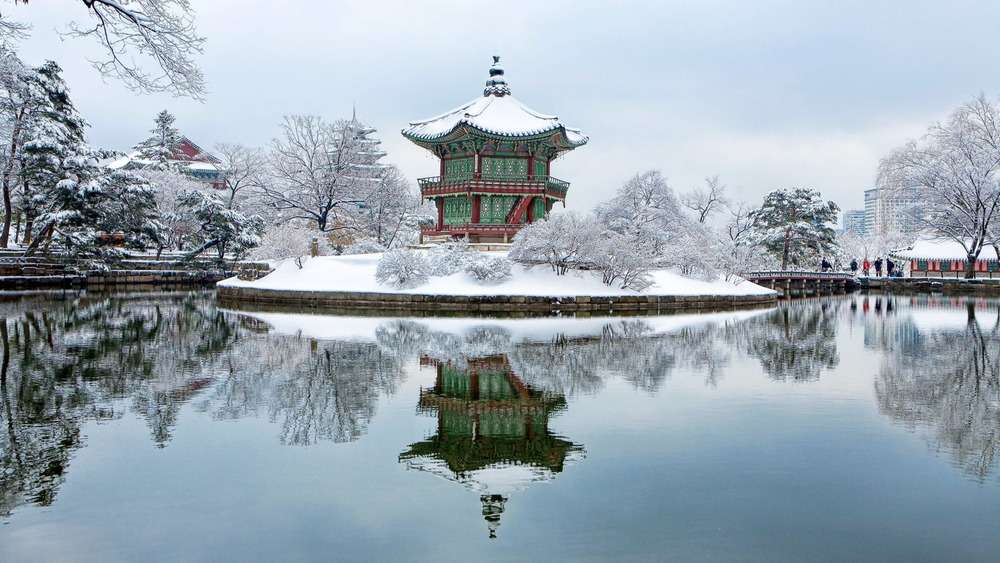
[10,0,1000,215]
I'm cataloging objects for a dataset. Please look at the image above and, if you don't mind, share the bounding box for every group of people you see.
[849,256,898,277]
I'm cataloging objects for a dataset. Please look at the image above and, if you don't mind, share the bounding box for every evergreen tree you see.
[18,61,88,245]
[752,188,839,269]
[179,189,263,262]
[134,109,182,167]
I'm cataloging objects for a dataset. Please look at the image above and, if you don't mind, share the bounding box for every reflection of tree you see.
[727,301,841,381]
[875,302,1000,481]
[0,292,239,516]
[399,355,583,539]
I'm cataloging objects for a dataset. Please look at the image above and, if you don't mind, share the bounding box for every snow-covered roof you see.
[890,238,999,261]
[402,57,587,147]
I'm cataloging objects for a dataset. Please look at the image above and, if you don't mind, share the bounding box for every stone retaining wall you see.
[216,285,777,315]
[861,277,1000,296]
[0,269,233,289]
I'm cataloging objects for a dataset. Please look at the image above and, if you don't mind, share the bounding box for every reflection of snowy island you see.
[218,253,776,314]
[399,355,583,539]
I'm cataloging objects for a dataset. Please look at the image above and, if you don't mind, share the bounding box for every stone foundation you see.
[216,285,777,316]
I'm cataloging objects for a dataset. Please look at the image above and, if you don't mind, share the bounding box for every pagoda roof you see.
[402,57,588,150]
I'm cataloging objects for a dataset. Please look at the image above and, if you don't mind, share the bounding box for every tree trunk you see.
[0,116,24,248]
[965,253,978,279]
[781,227,791,269]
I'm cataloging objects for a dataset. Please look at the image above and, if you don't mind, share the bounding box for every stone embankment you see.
[861,277,1000,296]
[0,253,270,289]
[216,285,777,316]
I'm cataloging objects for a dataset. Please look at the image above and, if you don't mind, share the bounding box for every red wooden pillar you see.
[527,155,535,179]
[525,197,534,223]
[436,198,444,229]
[472,195,481,223]
[474,152,482,179]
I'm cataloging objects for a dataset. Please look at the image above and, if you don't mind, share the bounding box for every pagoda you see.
[402,57,588,243]
[399,354,583,539]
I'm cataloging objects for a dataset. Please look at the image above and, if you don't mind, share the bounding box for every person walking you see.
[862,257,871,276]
[874,257,883,277]
[886,258,895,277]
[821,258,832,272]
[850,258,858,275]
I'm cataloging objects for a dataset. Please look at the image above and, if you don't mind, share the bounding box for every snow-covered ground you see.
[218,253,775,297]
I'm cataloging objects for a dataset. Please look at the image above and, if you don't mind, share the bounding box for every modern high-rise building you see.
[863,186,924,236]
[842,209,866,235]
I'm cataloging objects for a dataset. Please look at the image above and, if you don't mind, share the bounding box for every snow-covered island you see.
[217,249,776,314]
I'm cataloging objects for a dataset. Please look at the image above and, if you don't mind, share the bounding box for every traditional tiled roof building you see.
[403,57,587,243]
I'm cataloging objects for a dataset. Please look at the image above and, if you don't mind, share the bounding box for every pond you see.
[1,291,999,562]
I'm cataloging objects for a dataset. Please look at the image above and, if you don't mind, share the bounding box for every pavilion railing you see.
[417,175,570,198]
[742,271,856,281]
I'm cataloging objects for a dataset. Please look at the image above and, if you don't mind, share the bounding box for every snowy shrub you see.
[465,255,513,283]
[249,222,332,267]
[509,212,603,275]
[342,239,387,255]
[375,248,430,289]
[427,240,475,276]
[588,233,654,290]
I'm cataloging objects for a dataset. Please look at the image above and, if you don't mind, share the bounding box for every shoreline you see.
[216,285,777,316]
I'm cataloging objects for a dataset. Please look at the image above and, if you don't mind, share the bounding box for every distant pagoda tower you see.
[336,108,389,187]
[402,56,588,243]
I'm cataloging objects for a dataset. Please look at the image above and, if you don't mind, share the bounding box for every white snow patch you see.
[218,252,775,298]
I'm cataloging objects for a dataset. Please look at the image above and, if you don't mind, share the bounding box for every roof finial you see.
[483,56,511,97]
[352,102,357,122]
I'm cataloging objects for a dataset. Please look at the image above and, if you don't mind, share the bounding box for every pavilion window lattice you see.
[444,157,474,182]
[481,157,528,180]
[480,195,518,224]
[443,196,472,225]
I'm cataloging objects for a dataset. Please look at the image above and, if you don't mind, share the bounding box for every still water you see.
[0,291,998,562]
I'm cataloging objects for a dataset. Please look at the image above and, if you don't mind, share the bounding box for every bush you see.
[247,221,327,265]
[427,240,475,276]
[465,255,513,283]
[342,239,387,255]
[375,248,430,289]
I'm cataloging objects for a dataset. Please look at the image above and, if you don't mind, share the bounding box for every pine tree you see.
[134,109,182,167]
[179,189,264,263]
[19,61,88,245]
[752,188,840,269]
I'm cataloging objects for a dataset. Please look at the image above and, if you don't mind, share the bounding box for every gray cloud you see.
[10,0,1000,213]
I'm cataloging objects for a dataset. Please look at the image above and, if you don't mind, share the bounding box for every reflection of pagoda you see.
[399,355,583,539]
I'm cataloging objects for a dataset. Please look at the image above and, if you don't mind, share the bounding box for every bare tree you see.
[214,143,264,211]
[681,175,729,224]
[262,115,369,233]
[878,94,1000,278]
[3,0,206,99]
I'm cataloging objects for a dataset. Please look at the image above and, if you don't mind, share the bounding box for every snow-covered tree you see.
[509,211,604,275]
[144,169,204,255]
[248,221,332,267]
[0,49,45,247]
[134,110,182,166]
[262,115,371,233]
[375,248,429,289]
[3,1,206,99]
[596,170,720,277]
[215,143,265,211]
[17,60,88,246]
[342,239,387,255]
[878,94,1000,278]
[681,175,729,224]
[179,189,263,262]
[25,158,163,258]
[427,240,476,276]
[464,254,512,283]
[751,187,839,269]
[589,231,654,289]
[351,165,421,248]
